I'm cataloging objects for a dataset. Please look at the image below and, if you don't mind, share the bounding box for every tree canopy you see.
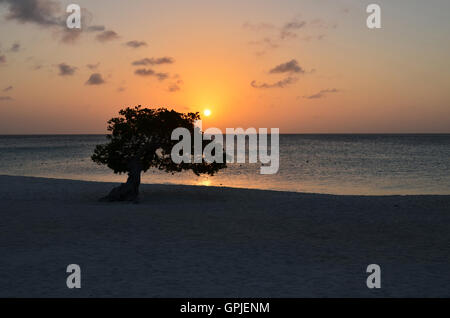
[92,106,226,201]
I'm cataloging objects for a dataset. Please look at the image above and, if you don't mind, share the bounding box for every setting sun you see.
[204,109,212,117]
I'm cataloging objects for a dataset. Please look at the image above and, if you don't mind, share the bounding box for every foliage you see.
[92,106,226,176]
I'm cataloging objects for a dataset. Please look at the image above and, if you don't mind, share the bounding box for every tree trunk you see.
[101,158,142,202]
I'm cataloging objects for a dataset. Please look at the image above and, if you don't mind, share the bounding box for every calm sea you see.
[0,134,449,195]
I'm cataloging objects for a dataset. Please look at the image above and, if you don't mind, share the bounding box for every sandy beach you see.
[0,175,449,297]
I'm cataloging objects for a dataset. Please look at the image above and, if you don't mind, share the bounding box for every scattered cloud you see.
[125,40,147,48]
[248,37,278,49]
[86,25,105,32]
[0,96,13,101]
[57,63,76,76]
[303,88,339,99]
[134,68,169,81]
[168,83,181,92]
[3,86,13,92]
[60,29,82,44]
[0,0,62,26]
[131,57,175,66]
[135,68,155,76]
[269,59,304,74]
[244,16,335,52]
[96,30,119,42]
[0,0,113,44]
[168,79,183,92]
[280,19,306,39]
[242,22,276,31]
[156,73,169,81]
[9,42,20,52]
[251,77,297,89]
[85,73,105,85]
[309,18,338,29]
[86,63,100,70]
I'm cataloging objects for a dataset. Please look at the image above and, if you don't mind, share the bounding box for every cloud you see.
[135,68,155,76]
[59,28,84,43]
[96,30,119,42]
[86,63,99,70]
[0,55,6,64]
[269,59,304,74]
[9,42,20,52]
[131,57,175,66]
[3,86,13,92]
[57,63,76,76]
[117,87,125,92]
[303,88,339,99]
[242,22,275,31]
[248,37,278,49]
[86,25,105,32]
[0,1,111,44]
[280,19,306,39]
[282,20,306,31]
[155,73,169,81]
[251,77,297,89]
[244,17,333,47]
[85,73,105,85]
[168,83,181,92]
[0,96,13,101]
[125,40,147,48]
[0,0,62,26]
[134,68,169,81]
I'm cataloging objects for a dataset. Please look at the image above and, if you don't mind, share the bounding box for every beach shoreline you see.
[0,175,449,297]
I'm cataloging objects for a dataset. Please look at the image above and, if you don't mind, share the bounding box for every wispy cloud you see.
[248,37,279,49]
[57,63,76,76]
[0,55,6,64]
[135,68,154,76]
[0,96,13,101]
[86,63,99,70]
[3,85,13,92]
[168,79,183,92]
[244,16,334,53]
[9,42,20,52]
[251,77,297,89]
[242,22,276,31]
[280,19,306,39]
[303,88,339,99]
[86,25,105,32]
[125,40,147,48]
[134,68,169,81]
[85,73,105,85]
[168,83,181,92]
[132,57,175,66]
[96,30,119,42]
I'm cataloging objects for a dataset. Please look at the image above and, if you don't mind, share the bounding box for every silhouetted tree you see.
[92,106,226,201]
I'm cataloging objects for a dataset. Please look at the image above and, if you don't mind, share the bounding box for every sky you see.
[0,0,449,134]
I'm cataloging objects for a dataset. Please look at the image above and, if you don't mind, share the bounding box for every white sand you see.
[0,175,449,297]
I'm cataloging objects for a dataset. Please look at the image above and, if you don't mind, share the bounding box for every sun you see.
[204,109,212,117]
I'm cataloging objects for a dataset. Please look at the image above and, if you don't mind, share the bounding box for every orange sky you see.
[0,0,449,133]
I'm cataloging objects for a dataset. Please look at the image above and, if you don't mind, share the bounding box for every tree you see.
[92,106,226,201]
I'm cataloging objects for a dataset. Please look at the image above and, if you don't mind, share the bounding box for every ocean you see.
[0,134,449,195]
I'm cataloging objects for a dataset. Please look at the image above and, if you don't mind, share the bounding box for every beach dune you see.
[0,175,449,297]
